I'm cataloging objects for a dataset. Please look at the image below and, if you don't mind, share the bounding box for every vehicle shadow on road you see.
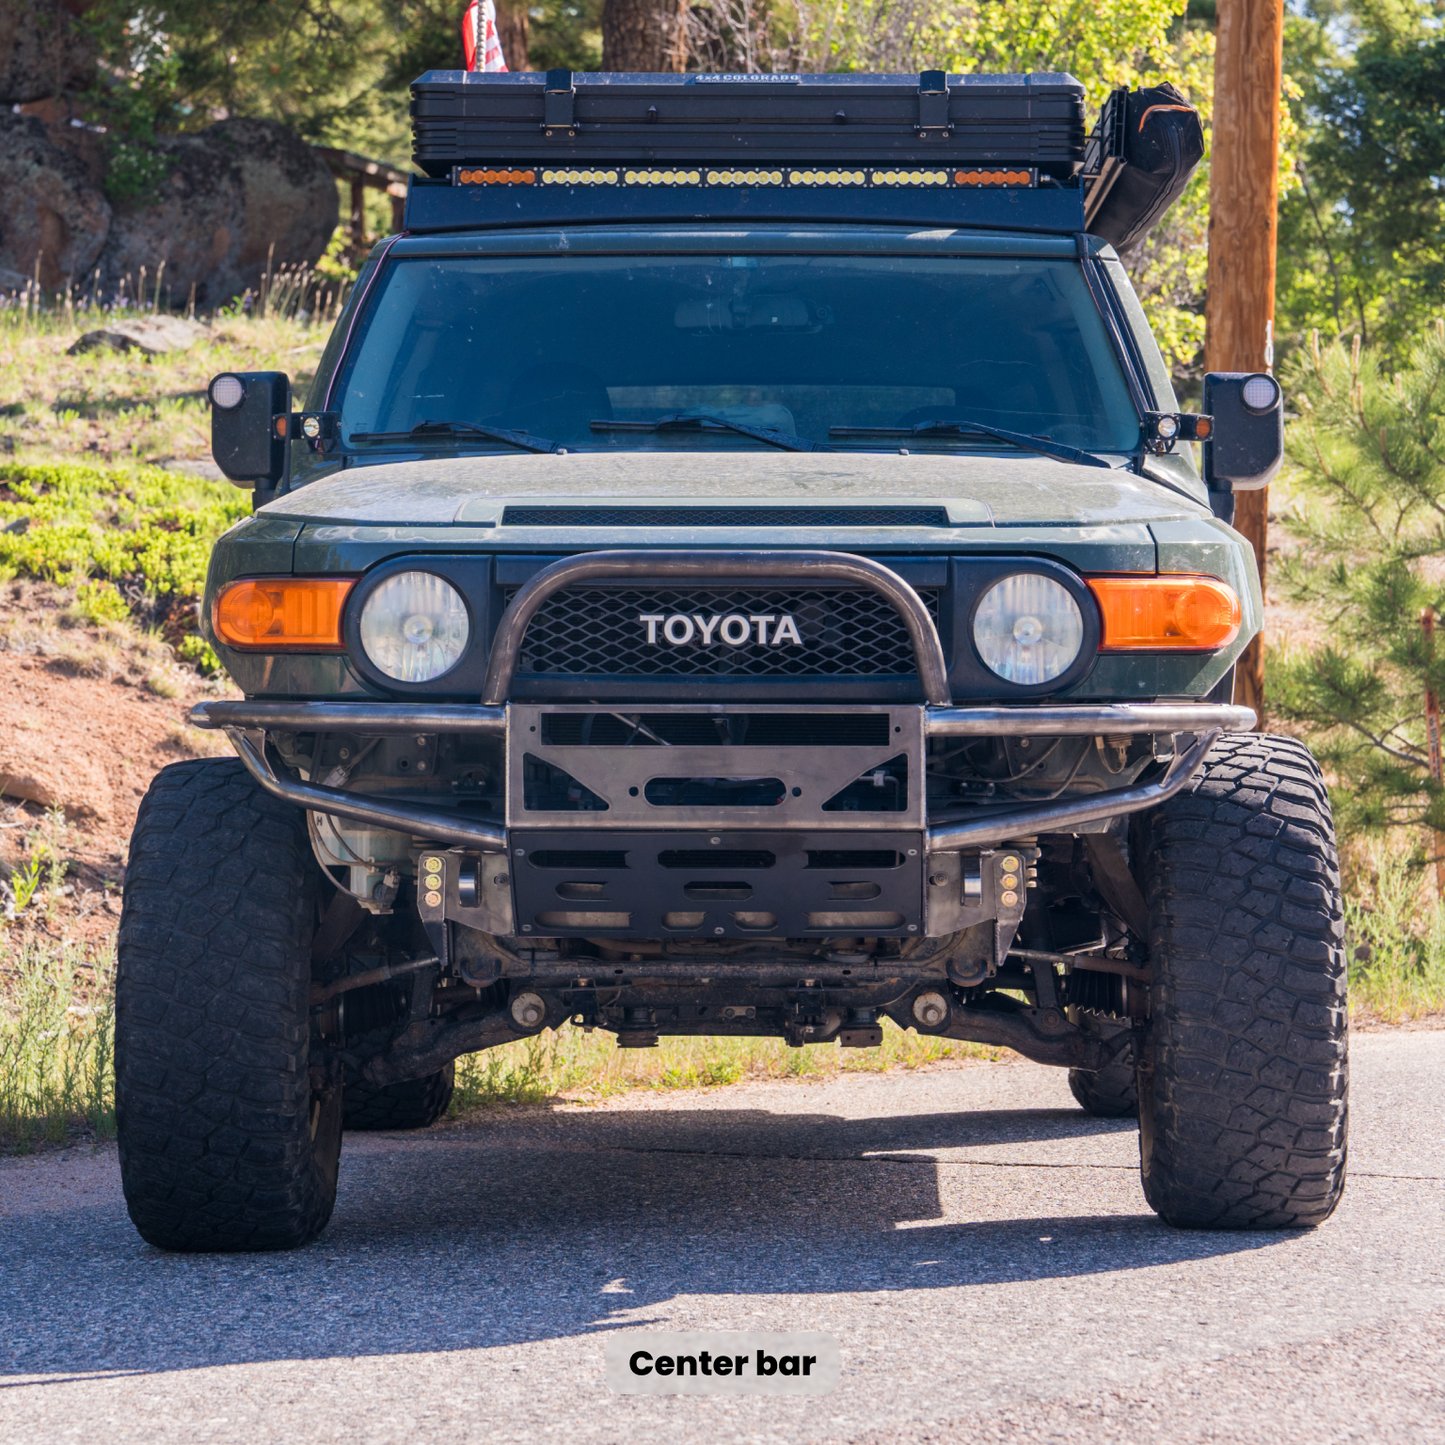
[0,1099,1295,1380]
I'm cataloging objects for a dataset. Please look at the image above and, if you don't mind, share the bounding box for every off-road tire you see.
[343,1064,455,1131]
[1135,734,1348,1229]
[1068,1056,1138,1118]
[116,758,343,1252]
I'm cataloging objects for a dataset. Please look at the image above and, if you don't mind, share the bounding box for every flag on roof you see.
[462,0,508,71]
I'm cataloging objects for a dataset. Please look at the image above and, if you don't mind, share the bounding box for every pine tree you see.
[1270,320,1445,837]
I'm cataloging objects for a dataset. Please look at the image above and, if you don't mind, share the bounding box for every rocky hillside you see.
[0,0,338,305]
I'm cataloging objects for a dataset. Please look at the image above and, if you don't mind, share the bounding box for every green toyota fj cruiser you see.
[114,71,1347,1251]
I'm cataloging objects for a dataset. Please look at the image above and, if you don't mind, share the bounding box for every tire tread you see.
[1137,733,1348,1229]
[116,758,339,1252]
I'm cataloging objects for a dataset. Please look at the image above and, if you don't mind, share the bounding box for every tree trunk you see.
[602,0,689,71]
[1204,0,1284,726]
[496,0,530,71]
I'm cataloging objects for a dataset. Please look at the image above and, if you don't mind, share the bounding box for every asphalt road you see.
[3,1031,1443,1445]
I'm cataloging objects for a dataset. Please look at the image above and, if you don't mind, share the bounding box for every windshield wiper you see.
[829,420,1115,470]
[348,420,561,454]
[591,413,823,453]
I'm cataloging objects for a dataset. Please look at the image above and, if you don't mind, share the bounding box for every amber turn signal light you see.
[1088,575,1241,652]
[213,577,354,651]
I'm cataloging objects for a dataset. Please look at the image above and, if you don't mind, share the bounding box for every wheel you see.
[1134,734,1348,1228]
[116,758,343,1252]
[344,1064,455,1131]
[1068,1055,1138,1118]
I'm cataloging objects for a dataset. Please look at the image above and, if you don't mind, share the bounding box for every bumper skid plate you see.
[508,828,925,939]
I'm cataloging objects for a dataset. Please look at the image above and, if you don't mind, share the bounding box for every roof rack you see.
[401,70,1200,244]
[412,70,1086,175]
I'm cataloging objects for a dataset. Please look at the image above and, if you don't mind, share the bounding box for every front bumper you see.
[198,700,1249,860]
[201,701,1243,942]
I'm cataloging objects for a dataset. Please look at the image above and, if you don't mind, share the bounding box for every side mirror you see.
[209,372,291,487]
[1202,372,1284,514]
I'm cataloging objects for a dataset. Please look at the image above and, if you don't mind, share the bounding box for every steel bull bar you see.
[193,550,1256,853]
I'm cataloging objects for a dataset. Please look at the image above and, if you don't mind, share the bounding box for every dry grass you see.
[163,720,232,757]
[0,941,115,1151]
[0,309,330,471]
[1343,833,1445,1026]
[0,578,198,687]
[143,668,183,698]
[450,1022,1007,1113]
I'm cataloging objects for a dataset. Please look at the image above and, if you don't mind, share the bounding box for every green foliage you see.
[449,1019,1001,1109]
[1345,835,1445,1020]
[72,580,133,626]
[0,460,249,601]
[104,138,178,206]
[1278,0,1445,361]
[1269,321,1445,834]
[179,634,223,674]
[77,0,601,167]
[927,0,1202,103]
[315,228,362,288]
[83,0,388,149]
[8,858,44,915]
[525,0,604,72]
[0,944,116,1151]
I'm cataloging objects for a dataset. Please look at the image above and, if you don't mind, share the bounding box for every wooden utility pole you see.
[1204,0,1285,726]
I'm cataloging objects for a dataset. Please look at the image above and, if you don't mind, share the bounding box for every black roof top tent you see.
[403,70,1203,247]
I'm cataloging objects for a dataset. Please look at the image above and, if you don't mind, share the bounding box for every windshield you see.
[332,253,1141,454]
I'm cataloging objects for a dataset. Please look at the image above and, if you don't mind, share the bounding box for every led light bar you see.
[449,164,1037,190]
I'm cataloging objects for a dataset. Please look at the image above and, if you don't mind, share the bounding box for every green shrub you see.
[0,459,248,590]
[1270,324,1445,835]
[449,1019,1004,1111]
[71,579,132,626]
[1341,835,1445,1020]
[0,459,248,665]
[0,943,115,1150]
[178,634,223,674]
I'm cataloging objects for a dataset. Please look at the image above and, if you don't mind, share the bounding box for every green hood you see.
[264,452,1210,531]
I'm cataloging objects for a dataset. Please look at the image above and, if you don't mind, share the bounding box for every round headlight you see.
[973,573,1084,685]
[358,572,470,683]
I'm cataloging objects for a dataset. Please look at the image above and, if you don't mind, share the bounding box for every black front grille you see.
[503,506,950,528]
[511,585,940,678]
